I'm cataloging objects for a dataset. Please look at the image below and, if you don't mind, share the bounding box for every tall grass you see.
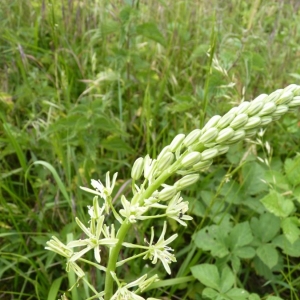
[1,0,300,299]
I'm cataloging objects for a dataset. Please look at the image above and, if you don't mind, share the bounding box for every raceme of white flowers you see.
[46,84,300,300]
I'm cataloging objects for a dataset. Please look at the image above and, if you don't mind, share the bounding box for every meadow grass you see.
[1,0,300,299]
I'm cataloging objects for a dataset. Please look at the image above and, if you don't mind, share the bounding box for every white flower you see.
[120,195,148,223]
[166,193,193,226]
[143,222,178,274]
[80,172,118,200]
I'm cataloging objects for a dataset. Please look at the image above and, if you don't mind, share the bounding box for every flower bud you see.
[288,96,300,107]
[169,134,185,152]
[215,127,235,143]
[131,157,144,180]
[246,100,264,116]
[159,185,177,201]
[225,129,245,144]
[157,146,171,160]
[230,113,248,129]
[201,148,219,160]
[193,159,213,171]
[264,90,281,103]
[260,116,273,126]
[202,115,222,131]
[258,102,277,116]
[243,116,261,130]
[275,91,293,105]
[157,151,174,171]
[217,112,236,129]
[144,155,157,180]
[245,128,258,138]
[183,129,202,147]
[283,84,298,94]
[199,127,219,144]
[174,174,200,189]
[214,145,229,155]
[181,151,201,168]
[237,101,250,114]
[272,105,288,117]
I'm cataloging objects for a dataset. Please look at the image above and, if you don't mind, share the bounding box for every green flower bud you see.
[258,102,277,116]
[199,127,219,144]
[202,115,222,131]
[246,100,264,116]
[237,101,250,114]
[169,134,185,152]
[181,152,202,168]
[157,146,172,160]
[157,152,174,170]
[243,116,261,130]
[273,104,289,116]
[214,145,229,155]
[158,185,177,201]
[174,174,200,189]
[275,91,293,105]
[217,112,236,129]
[245,128,258,137]
[215,127,235,143]
[131,157,144,180]
[193,159,213,171]
[183,129,202,147]
[225,129,245,144]
[264,90,281,103]
[201,148,219,160]
[260,116,273,126]
[288,96,300,107]
[283,84,299,94]
[230,113,249,129]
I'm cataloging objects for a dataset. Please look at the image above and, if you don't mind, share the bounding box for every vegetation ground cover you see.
[1,0,300,299]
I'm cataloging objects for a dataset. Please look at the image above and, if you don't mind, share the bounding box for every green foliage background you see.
[1,0,300,299]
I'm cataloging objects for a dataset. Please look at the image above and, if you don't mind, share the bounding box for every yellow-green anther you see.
[131,157,144,180]
[183,129,202,147]
[199,127,219,144]
[181,151,202,168]
[201,148,219,160]
[272,105,289,117]
[174,174,200,189]
[193,159,213,171]
[230,113,249,129]
[214,145,229,155]
[157,152,174,170]
[260,116,273,126]
[217,112,236,129]
[243,116,261,130]
[288,96,300,107]
[237,101,251,114]
[246,100,264,116]
[215,127,235,143]
[158,185,177,201]
[225,129,245,144]
[275,91,293,105]
[202,115,222,131]
[258,102,277,116]
[169,133,185,152]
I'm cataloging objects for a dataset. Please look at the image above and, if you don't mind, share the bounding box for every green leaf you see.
[264,170,289,191]
[234,246,256,259]
[256,244,278,269]
[136,22,166,46]
[260,190,294,218]
[193,225,230,258]
[281,217,300,244]
[250,213,280,243]
[272,235,300,257]
[101,136,133,154]
[225,288,249,299]
[284,156,300,186]
[191,264,220,291]
[249,294,261,300]
[228,222,253,249]
[266,296,284,300]
[202,287,220,299]
[47,277,63,300]
[220,266,234,293]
